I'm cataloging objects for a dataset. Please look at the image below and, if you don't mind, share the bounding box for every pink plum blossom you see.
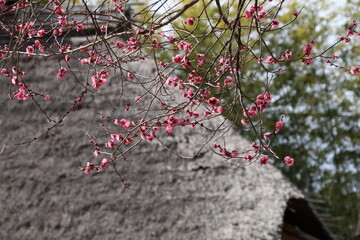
[135,96,142,102]
[100,158,109,169]
[57,67,67,79]
[224,76,233,86]
[186,17,195,25]
[303,43,313,57]
[284,156,295,166]
[264,132,271,140]
[105,140,116,148]
[241,119,248,126]
[13,87,30,100]
[76,24,85,32]
[243,154,253,162]
[350,67,360,74]
[166,125,173,134]
[127,72,134,80]
[37,29,45,37]
[172,55,182,63]
[260,156,269,165]
[26,46,34,56]
[265,56,277,64]
[271,19,279,28]
[275,120,284,134]
[258,11,267,20]
[114,119,131,129]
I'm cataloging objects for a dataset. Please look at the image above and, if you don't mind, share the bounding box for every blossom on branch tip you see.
[303,43,313,57]
[275,120,284,134]
[91,71,109,88]
[13,87,30,100]
[80,58,89,65]
[186,17,195,26]
[265,56,277,64]
[176,40,192,51]
[76,24,84,32]
[284,156,295,166]
[256,92,272,111]
[26,46,34,56]
[58,15,67,27]
[245,10,254,19]
[84,165,91,174]
[111,133,123,142]
[114,119,131,129]
[251,142,260,153]
[196,54,205,66]
[57,67,67,79]
[37,29,45,37]
[258,11,267,20]
[135,96,142,102]
[260,156,269,165]
[302,58,314,65]
[264,132,271,140]
[207,97,220,108]
[172,55,182,64]
[241,119,248,126]
[224,76,233,86]
[243,106,257,118]
[165,125,173,135]
[100,25,107,33]
[271,19,279,28]
[100,158,109,169]
[127,72,134,80]
[350,67,360,74]
[93,150,99,157]
[331,54,339,60]
[54,5,64,15]
[105,140,116,148]
[215,106,223,114]
[243,154,254,162]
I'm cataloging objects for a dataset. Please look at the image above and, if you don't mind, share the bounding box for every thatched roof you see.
[0,56,334,239]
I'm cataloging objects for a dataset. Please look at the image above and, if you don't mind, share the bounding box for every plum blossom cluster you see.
[79,49,110,66]
[0,67,31,100]
[350,67,360,75]
[245,5,267,20]
[112,37,141,52]
[213,144,239,158]
[14,21,39,39]
[337,20,359,44]
[80,158,109,174]
[57,67,67,79]
[77,22,308,173]
[242,92,272,125]
[91,70,109,88]
[3,0,356,180]
[263,49,292,65]
[302,41,315,65]
[214,140,295,167]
